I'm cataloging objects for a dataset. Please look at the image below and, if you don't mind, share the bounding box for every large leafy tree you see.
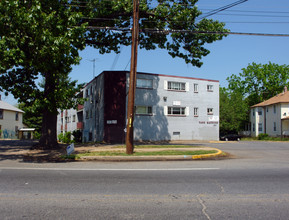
[227,62,289,107]
[0,0,87,148]
[0,0,228,149]
[219,87,249,135]
[222,62,289,134]
[18,103,42,136]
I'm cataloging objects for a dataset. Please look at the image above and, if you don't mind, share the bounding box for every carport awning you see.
[19,128,35,131]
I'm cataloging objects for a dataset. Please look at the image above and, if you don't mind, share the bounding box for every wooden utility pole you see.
[126,0,140,154]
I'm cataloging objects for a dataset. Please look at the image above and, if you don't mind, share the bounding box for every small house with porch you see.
[251,86,289,137]
[0,98,25,139]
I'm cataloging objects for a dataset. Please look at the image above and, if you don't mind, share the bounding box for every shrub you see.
[258,133,269,140]
[58,132,72,143]
[58,133,64,143]
[63,132,72,144]
[34,131,41,139]
[72,130,82,143]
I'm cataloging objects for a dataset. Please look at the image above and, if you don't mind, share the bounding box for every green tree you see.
[223,62,289,135]
[219,87,249,135]
[0,0,229,149]
[18,103,42,134]
[227,62,289,106]
[0,0,86,148]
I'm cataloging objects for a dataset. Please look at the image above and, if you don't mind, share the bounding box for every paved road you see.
[0,141,289,219]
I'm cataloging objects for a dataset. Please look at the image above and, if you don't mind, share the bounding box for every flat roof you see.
[84,70,219,87]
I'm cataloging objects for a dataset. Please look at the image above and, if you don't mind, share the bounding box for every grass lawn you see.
[114,145,202,149]
[61,145,220,160]
[241,137,289,141]
[74,150,218,158]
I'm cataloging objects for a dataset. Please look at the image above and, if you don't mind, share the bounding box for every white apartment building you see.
[57,71,220,143]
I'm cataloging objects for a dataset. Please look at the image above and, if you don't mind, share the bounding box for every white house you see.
[251,86,289,137]
[0,97,25,139]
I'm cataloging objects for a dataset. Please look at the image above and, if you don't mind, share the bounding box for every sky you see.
[2,0,289,105]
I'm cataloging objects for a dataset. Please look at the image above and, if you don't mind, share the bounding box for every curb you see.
[77,148,223,162]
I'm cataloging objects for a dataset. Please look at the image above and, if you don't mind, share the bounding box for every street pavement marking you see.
[0,167,220,171]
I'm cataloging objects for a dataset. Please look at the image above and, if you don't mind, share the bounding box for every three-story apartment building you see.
[57,71,219,143]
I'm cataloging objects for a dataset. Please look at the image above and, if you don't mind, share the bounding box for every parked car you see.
[220,134,241,141]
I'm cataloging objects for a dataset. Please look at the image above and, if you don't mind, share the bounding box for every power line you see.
[222,21,289,24]
[73,3,289,23]
[111,46,123,70]
[200,9,289,14]
[82,17,289,25]
[197,0,248,20]
[211,13,289,18]
[142,29,289,37]
[68,0,289,17]
[84,26,289,37]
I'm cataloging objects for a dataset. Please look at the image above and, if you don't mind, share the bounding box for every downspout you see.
[281,112,283,139]
[281,119,283,139]
[263,106,266,134]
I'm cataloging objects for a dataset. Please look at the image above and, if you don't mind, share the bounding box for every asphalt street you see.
[0,141,289,219]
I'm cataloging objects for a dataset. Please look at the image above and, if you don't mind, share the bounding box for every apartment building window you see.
[168,81,186,91]
[252,123,255,132]
[273,122,277,131]
[207,108,213,115]
[72,115,76,122]
[136,79,153,89]
[207,85,213,92]
[168,107,186,116]
[15,112,19,121]
[0,109,3,119]
[258,108,262,115]
[135,106,152,115]
[194,84,198,93]
[258,123,263,132]
[252,109,255,116]
[85,110,89,119]
[194,107,198,117]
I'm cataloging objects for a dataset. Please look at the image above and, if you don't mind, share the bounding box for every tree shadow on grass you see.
[0,140,38,161]
[0,140,71,163]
